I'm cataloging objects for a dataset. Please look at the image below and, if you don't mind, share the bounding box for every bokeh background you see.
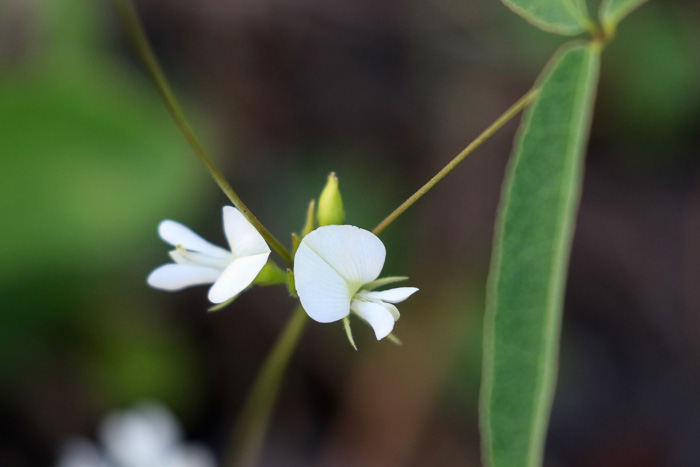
[2,0,700,465]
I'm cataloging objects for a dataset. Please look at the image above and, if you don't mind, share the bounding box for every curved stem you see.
[226,307,307,467]
[112,0,293,265]
[372,89,539,236]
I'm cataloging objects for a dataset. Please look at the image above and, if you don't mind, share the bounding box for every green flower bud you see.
[301,199,316,237]
[286,268,297,297]
[317,172,344,226]
[291,232,302,255]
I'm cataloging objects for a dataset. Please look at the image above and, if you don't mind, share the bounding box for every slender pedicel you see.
[227,306,307,467]
[373,89,539,236]
[111,0,293,265]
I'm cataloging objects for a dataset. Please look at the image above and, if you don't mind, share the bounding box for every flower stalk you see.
[111,0,293,265]
[372,88,539,236]
[226,306,307,467]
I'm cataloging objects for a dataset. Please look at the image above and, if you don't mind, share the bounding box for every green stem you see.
[112,0,293,265]
[227,306,307,467]
[372,89,539,236]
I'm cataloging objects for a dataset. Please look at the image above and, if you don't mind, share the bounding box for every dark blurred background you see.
[1,0,699,465]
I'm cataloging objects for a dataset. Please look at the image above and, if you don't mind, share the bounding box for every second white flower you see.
[147,206,270,304]
[294,225,417,340]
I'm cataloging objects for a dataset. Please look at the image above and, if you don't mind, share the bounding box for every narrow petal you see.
[147,264,221,291]
[294,238,353,323]
[351,299,396,340]
[383,302,400,321]
[358,287,418,304]
[222,206,270,257]
[169,249,232,270]
[300,225,386,288]
[207,252,270,303]
[169,249,195,265]
[158,220,230,258]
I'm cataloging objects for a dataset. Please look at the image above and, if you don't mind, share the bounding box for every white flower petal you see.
[163,444,217,467]
[294,238,354,323]
[169,250,195,265]
[300,225,386,288]
[100,403,180,466]
[169,249,232,270]
[158,220,230,258]
[222,206,270,257]
[147,264,221,291]
[207,253,270,303]
[351,299,396,340]
[358,287,418,304]
[383,302,401,320]
[56,438,106,467]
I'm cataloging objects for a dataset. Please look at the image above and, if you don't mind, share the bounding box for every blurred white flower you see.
[56,439,106,467]
[147,206,270,304]
[56,402,216,467]
[294,225,418,340]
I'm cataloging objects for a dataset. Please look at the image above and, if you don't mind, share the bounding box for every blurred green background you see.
[1,0,699,465]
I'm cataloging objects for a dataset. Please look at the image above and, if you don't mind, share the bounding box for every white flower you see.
[147,206,270,304]
[293,225,418,340]
[56,439,106,467]
[56,402,216,467]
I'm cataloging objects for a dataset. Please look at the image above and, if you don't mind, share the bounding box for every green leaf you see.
[480,42,600,467]
[502,0,592,35]
[599,0,650,35]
